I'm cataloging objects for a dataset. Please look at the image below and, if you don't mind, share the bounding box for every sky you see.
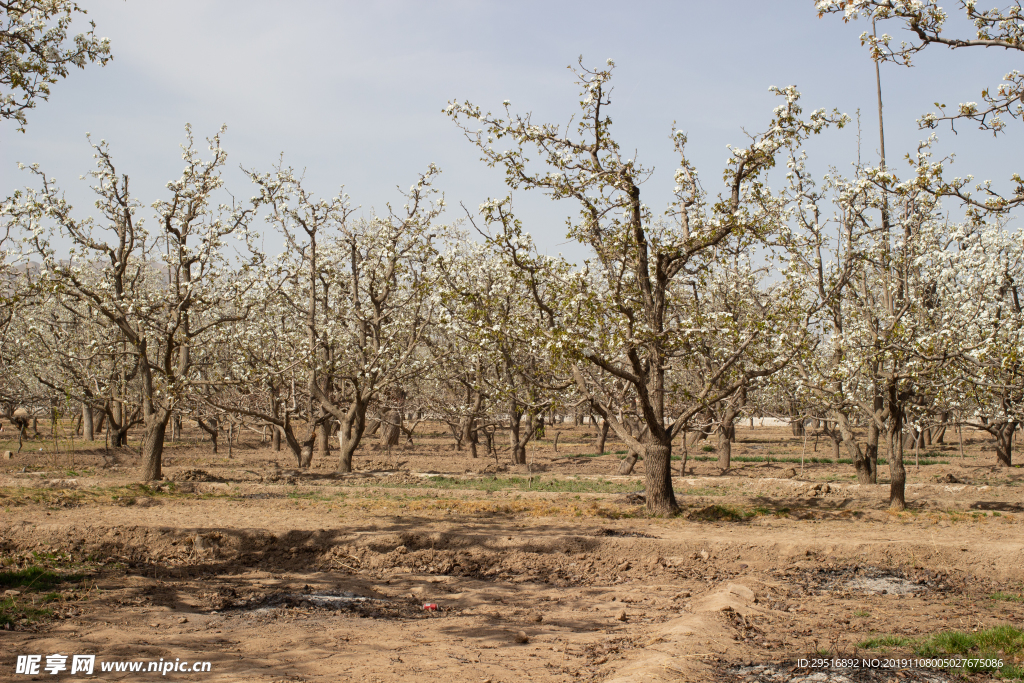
[2,0,1020,260]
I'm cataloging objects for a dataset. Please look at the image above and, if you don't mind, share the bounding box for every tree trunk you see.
[618,451,638,474]
[644,436,678,516]
[597,419,610,455]
[866,407,881,484]
[171,414,181,441]
[717,410,736,469]
[717,427,732,469]
[308,421,328,467]
[83,404,94,442]
[109,418,130,448]
[337,399,367,473]
[508,409,532,465]
[933,412,948,444]
[141,409,171,481]
[111,399,122,440]
[460,417,478,458]
[887,401,906,511]
[830,434,841,461]
[679,430,690,476]
[992,422,1015,467]
[276,417,316,469]
[197,418,218,453]
[832,411,873,484]
[380,409,402,448]
[271,392,283,451]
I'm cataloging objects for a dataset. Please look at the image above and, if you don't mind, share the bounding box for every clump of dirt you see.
[172,468,224,482]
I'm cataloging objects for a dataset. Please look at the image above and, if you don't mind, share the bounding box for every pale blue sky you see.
[2,1,1019,258]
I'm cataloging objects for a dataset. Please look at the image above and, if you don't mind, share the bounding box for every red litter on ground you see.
[422,603,438,611]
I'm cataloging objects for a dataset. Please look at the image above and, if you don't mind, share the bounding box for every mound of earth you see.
[172,468,224,482]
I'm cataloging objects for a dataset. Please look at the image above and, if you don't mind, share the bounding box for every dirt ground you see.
[1,423,1023,682]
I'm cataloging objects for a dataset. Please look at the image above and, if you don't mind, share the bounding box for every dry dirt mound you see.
[171,468,224,482]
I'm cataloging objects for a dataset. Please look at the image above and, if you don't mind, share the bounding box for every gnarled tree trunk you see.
[141,408,171,481]
[336,398,368,473]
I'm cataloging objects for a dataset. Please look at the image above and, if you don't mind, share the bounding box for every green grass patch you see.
[0,596,56,629]
[917,624,1024,678]
[991,592,1024,603]
[859,625,1024,679]
[0,565,88,629]
[0,566,84,591]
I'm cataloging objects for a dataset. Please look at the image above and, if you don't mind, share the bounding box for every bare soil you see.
[1,424,1023,682]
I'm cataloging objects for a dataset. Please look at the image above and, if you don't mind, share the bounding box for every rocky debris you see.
[783,468,797,479]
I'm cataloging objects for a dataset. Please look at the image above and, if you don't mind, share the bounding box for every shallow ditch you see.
[596,528,658,538]
[773,565,951,597]
[220,590,439,620]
